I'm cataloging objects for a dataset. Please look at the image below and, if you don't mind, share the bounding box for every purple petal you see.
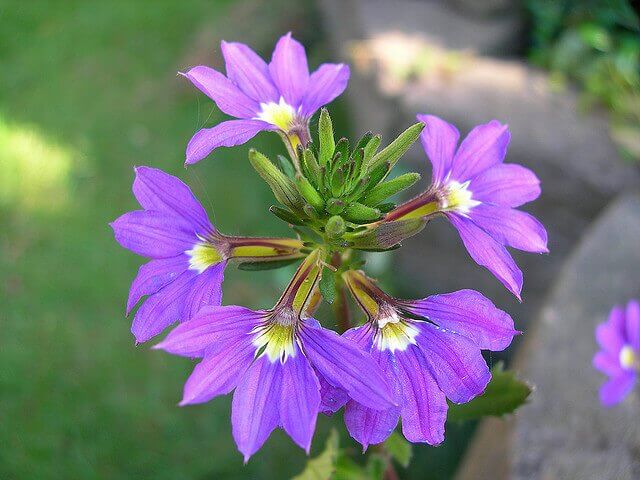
[269,32,309,107]
[450,120,510,181]
[232,355,282,462]
[180,66,259,118]
[154,305,262,358]
[133,166,213,233]
[318,372,349,415]
[279,349,321,453]
[127,255,189,315]
[300,63,349,116]
[406,289,518,351]
[221,41,279,103]
[395,346,447,445]
[131,270,196,343]
[344,350,401,450]
[181,262,226,322]
[448,213,523,300]
[343,324,375,350]
[600,372,635,407]
[111,210,197,258]
[469,164,541,207]
[468,204,548,253]
[593,351,623,377]
[300,323,395,410]
[185,119,270,165]
[596,306,626,355]
[626,300,640,350]
[179,337,256,405]
[417,114,460,185]
[415,323,491,403]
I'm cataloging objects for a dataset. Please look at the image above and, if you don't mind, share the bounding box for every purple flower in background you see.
[110,167,303,343]
[181,32,350,164]
[329,270,517,449]
[384,115,548,300]
[594,300,640,407]
[154,252,395,461]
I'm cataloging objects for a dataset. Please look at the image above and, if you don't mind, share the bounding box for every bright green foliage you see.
[448,362,532,421]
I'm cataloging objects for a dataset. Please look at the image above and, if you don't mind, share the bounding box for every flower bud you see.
[325,215,346,239]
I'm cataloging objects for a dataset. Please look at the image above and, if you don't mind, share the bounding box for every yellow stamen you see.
[619,345,637,370]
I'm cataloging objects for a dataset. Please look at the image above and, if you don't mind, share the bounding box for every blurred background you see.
[1,1,639,479]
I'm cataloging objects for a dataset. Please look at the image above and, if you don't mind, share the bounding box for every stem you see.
[330,251,351,332]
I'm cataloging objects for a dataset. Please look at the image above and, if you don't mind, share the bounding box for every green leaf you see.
[292,429,339,480]
[362,172,421,206]
[319,268,336,304]
[365,454,386,480]
[269,205,306,226]
[383,432,412,468]
[367,122,424,172]
[343,202,381,223]
[334,455,368,480]
[237,257,301,271]
[447,362,532,422]
[296,174,325,211]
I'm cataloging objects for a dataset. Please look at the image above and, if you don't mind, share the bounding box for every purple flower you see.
[330,270,518,449]
[154,252,395,461]
[181,32,350,164]
[594,300,640,407]
[385,115,548,299]
[110,166,303,343]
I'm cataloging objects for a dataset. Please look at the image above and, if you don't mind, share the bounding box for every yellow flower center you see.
[375,313,419,353]
[619,344,638,370]
[440,180,480,214]
[185,242,223,273]
[255,98,296,132]
[252,321,297,363]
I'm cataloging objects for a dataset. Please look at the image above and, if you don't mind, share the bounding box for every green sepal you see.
[319,267,336,304]
[367,122,425,172]
[330,165,346,198]
[296,174,325,211]
[292,429,339,480]
[363,172,421,206]
[269,205,306,225]
[237,257,301,271]
[318,108,335,167]
[383,431,412,468]
[249,149,303,213]
[447,362,532,422]
[344,202,381,223]
[277,154,296,179]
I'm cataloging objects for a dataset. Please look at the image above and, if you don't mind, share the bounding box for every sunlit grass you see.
[0,115,84,211]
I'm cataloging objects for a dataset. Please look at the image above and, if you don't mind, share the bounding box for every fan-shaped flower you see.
[182,32,350,164]
[328,270,518,449]
[384,115,548,299]
[594,300,640,406]
[110,167,304,343]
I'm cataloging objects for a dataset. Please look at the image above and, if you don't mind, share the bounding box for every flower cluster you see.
[112,33,547,460]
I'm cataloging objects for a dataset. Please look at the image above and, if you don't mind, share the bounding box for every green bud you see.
[345,217,427,250]
[325,215,346,239]
[363,172,421,206]
[344,202,381,223]
[367,122,425,172]
[333,138,350,168]
[295,174,324,211]
[330,165,346,198]
[366,162,391,191]
[318,108,335,166]
[326,198,345,215]
[302,148,321,187]
[363,134,381,165]
[249,149,303,213]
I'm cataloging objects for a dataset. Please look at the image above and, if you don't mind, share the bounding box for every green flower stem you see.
[330,251,352,332]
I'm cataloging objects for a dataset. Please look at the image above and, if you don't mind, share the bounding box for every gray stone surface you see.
[512,193,640,480]
[319,0,640,336]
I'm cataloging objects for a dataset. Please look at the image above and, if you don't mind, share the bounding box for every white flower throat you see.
[440,180,480,215]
